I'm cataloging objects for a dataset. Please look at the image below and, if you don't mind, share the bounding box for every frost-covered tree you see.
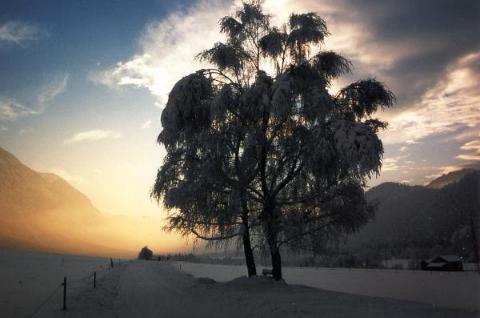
[153,74,260,275]
[151,2,270,277]
[152,1,394,280]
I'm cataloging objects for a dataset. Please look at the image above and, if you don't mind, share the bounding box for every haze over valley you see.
[0,147,184,257]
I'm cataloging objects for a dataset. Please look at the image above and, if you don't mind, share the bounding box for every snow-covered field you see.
[0,249,114,317]
[0,249,478,318]
[174,261,480,311]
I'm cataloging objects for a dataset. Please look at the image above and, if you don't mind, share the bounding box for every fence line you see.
[27,284,62,318]
[26,258,123,317]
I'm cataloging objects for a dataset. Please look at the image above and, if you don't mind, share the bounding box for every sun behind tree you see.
[152,0,394,280]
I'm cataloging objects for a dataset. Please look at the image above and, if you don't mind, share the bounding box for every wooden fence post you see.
[93,272,96,289]
[62,277,67,311]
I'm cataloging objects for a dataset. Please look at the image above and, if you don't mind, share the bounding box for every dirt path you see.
[50,261,478,318]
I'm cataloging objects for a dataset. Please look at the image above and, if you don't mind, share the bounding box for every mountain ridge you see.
[0,146,168,257]
[426,168,477,189]
[351,167,480,262]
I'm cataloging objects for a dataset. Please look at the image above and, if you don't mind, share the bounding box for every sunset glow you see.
[0,0,478,254]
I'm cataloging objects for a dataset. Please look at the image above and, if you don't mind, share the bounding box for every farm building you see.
[421,255,463,271]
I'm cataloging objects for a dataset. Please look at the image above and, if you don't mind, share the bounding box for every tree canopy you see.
[152,0,394,280]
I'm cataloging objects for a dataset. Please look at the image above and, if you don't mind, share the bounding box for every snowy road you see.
[44,261,478,318]
[113,260,202,317]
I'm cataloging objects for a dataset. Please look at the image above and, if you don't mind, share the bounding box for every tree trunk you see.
[242,227,257,277]
[269,240,282,280]
[239,188,257,277]
[264,205,282,280]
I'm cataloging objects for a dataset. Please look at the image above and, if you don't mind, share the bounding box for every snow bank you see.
[174,261,480,311]
[224,275,287,291]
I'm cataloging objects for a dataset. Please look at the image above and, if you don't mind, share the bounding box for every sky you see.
[0,0,479,219]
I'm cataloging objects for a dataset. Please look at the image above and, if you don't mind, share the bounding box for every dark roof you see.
[429,255,461,263]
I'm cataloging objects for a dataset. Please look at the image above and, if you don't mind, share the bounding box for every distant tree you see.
[152,1,394,280]
[138,246,153,260]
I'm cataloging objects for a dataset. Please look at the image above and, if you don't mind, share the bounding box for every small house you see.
[421,255,463,271]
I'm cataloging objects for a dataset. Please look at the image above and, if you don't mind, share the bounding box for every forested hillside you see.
[346,169,480,263]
